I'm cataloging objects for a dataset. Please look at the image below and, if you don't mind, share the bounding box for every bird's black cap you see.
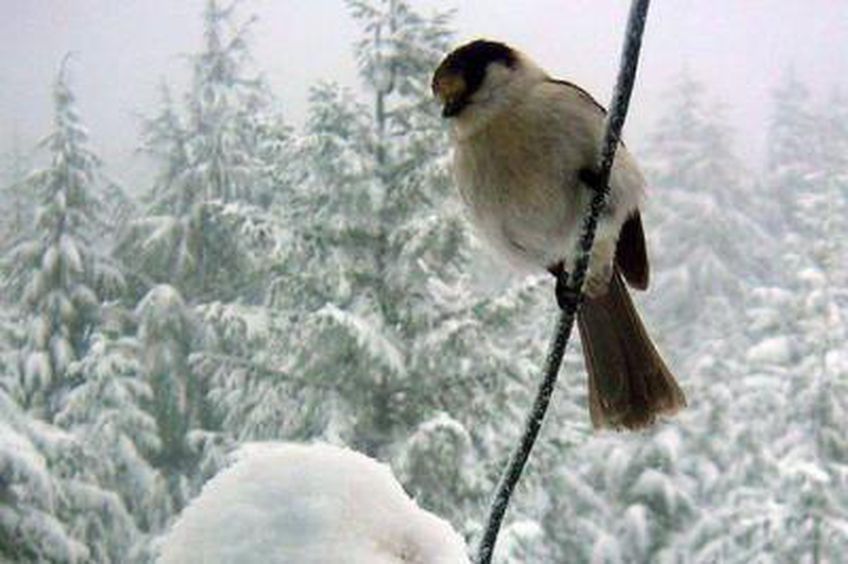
[433,40,517,117]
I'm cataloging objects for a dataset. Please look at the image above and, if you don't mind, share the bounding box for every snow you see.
[0,416,53,506]
[316,303,406,376]
[632,469,678,514]
[746,336,794,366]
[493,520,545,562]
[24,350,52,390]
[412,412,471,445]
[59,234,83,274]
[137,284,185,313]
[158,443,470,564]
[591,532,623,564]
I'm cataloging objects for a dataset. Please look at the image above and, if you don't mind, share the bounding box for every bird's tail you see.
[577,269,686,430]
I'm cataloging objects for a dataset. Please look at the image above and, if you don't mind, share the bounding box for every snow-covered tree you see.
[135,284,226,510]
[120,0,290,302]
[754,79,848,561]
[667,72,848,563]
[0,133,34,247]
[3,62,123,419]
[767,70,823,234]
[641,72,771,362]
[54,303,171,553]
[544,428,697,563]
[0,389,87,563]
[0,380,150,563]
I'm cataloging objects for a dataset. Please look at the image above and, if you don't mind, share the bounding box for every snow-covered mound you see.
[158,442,470,563]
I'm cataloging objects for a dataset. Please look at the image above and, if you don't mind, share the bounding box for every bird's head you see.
[432,40,546,129]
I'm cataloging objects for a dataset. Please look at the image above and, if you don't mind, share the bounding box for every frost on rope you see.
[158,443,469,564]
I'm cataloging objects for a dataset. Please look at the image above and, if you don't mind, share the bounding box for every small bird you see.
[432,40,685,430]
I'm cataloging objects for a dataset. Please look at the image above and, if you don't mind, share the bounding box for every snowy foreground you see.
[158,443,470,563]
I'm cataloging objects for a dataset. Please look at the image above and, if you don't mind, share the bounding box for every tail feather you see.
[577,269,685,430]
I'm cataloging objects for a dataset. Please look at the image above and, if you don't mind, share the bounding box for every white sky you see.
[1,0,846,184]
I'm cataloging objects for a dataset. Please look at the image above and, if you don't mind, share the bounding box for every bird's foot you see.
[578,167,603,192]
[549,261,582,311]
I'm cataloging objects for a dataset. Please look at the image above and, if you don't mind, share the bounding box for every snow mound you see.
[158,442,470,564]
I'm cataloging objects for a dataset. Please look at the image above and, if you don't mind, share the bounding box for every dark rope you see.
[474,1,652,562]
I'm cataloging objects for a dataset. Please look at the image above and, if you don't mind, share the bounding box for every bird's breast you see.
[452,118,585,270]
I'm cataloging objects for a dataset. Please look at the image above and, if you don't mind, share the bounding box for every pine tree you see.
[110,1,284,524]
[120,0,289,302]
[0,389,88,563]
[767,70,823,234]
[0,132,34,247]
[3,61,123,419]
[674,73,848,563]
[54,303,171,555]
[758,78,848,562]
[1,359,144,563]
[136,284,229,512]
[641,72,771,362]
[0,61,163,564]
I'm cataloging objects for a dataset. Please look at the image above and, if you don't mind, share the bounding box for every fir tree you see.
[3,61,123,419]
[641,72,771,362]
[758,78,848,561]
[0,389,87,563]
[120,0,289,302]
[767,70,823,234]
[54,303,171,554]
[0,132,34,248]
[135,284,228,511]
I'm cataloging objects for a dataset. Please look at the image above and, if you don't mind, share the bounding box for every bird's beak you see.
[432,69,467,118]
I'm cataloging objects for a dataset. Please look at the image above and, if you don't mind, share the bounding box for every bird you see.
[432,39,686,430]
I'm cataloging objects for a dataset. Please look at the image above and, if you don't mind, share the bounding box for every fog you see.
[2,0,846,183]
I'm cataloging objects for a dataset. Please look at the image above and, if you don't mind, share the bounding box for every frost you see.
[158,443,469,563]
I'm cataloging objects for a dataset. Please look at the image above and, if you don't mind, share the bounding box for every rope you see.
[474,1,652,562]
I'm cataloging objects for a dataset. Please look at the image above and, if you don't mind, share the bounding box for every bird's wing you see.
[545,78,607,116]
[615,211,649,290]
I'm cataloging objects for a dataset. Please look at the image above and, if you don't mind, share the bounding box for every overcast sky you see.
[1,0,846,184]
